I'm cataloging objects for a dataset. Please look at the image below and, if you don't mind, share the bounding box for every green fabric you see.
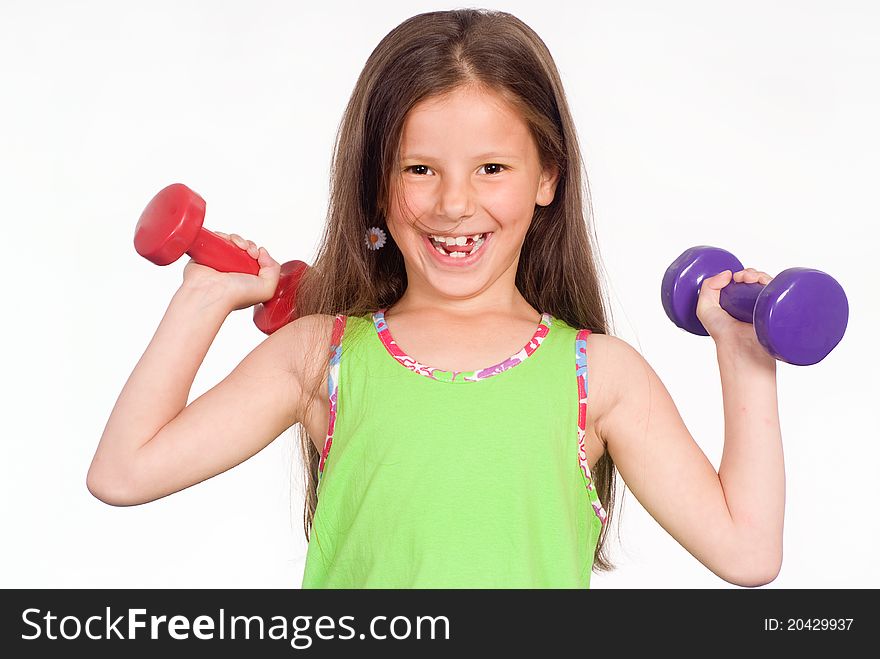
[301,312,602,588]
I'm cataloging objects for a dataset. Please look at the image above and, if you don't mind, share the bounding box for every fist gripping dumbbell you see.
[134,183,309,335]
[661,246,848,365]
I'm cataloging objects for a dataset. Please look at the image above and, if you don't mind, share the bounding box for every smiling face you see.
[383,84,559,314]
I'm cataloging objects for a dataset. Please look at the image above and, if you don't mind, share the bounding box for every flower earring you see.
[365,226,387,251]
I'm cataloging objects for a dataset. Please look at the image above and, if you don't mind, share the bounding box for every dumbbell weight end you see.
[253,259,310,335]
[134,183,260,275]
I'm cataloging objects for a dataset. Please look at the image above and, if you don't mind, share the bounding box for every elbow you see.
[727,555,783,588]
[86,468,123,506]
[721,527,783,587]
[86,462,140,507]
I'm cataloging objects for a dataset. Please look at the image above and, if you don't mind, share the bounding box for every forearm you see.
[89,284,232,483]
[715,340,785,576]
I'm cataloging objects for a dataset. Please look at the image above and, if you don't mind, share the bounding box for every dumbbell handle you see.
[188,227,261,276]
[718,280,765,324]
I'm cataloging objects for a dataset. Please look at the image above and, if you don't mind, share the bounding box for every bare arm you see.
[87,282,315,506]
[593,333,783,587]
[715,339,784,579]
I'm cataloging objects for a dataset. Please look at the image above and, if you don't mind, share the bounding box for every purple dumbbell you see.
[661,246,848,365]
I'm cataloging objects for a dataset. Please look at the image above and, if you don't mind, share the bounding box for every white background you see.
[2,0,877,588]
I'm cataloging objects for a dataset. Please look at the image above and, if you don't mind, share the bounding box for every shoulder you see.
[288,313,341,386]
[272,314,336,412]
[585,333,673,455]
[579,332,649,446]
[269,313,338,362]
[298,312,344,344]
[582,332,645,371]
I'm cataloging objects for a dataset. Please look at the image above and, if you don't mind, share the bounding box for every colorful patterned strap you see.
[317,314,346,481]
[374,308,553,383]
[576,329,608,527]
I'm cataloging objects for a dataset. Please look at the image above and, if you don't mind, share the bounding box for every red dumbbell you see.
[134,183,309,334]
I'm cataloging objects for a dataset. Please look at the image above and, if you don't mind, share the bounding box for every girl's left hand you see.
[696,267,775,352]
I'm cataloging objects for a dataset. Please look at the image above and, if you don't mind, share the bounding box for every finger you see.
[701,269,733,292]
[738,267,758,284]
[229,234,253,251]
[734,267,774,285]
[256,247,281,273]
[696,270,731,324]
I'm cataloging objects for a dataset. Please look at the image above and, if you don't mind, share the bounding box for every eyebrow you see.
[401,153,522,161]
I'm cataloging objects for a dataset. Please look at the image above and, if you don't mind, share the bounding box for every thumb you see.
[698,269,732,308]
[256,247,280,274]
[255,247,281,288]
[700,269,732,293]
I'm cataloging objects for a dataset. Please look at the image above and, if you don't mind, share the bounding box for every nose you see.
[433,171,475,227]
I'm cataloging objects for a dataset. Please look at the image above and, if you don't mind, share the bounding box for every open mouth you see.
[422,231,494,262]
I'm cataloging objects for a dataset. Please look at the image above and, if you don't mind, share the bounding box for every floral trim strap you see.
[576,328,608,527]
[317,314,347,482]
[373,309,553,383]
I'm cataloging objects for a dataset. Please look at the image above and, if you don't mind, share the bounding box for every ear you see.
[535,164,560,207]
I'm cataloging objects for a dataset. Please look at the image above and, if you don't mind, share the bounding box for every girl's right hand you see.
[181,232,282,312]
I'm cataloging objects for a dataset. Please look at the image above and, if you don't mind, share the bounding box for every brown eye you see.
[482,164,505,175]
[406,165,431,175]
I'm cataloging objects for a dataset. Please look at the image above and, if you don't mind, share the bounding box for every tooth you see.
[430,233,486,246]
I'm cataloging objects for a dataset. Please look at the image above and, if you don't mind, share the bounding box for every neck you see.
[386,293,540,325]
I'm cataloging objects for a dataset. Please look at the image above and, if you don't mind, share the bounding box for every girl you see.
[88,9,783,588]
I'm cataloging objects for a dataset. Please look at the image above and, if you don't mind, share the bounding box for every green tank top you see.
[300,308,607,588]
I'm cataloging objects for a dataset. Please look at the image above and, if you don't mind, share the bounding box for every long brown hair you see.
[292,8,620,573]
